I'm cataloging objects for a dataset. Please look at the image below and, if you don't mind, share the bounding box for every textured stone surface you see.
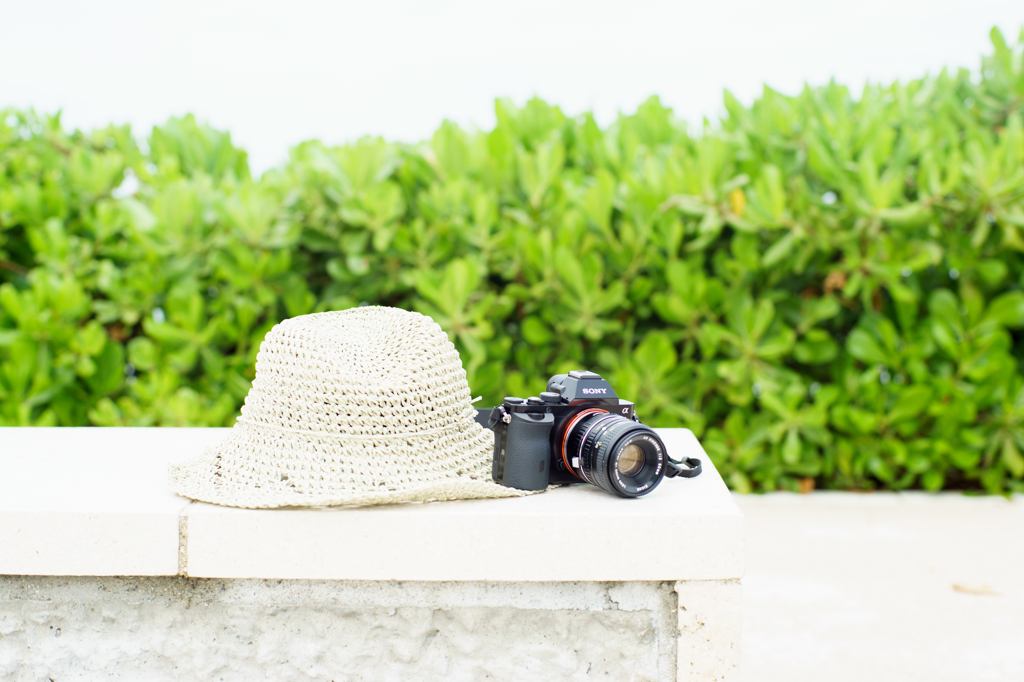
[0,577,745,682]
[676,580,742,681]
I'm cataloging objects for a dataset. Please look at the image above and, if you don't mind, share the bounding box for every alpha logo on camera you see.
[581,388,607,395]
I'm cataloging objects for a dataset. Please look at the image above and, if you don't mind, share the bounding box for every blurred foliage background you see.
[3,29,1024,493]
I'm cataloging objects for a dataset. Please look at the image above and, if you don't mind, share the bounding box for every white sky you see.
[3,1,1023,174]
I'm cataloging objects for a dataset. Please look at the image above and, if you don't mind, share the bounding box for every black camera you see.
[483,370,700,497]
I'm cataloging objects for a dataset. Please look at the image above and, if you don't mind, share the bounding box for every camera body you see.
[487,370,668,497]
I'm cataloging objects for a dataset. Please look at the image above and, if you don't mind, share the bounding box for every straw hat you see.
[169,306,530,508]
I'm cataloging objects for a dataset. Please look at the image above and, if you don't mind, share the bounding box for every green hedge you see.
[3,29,1024,493]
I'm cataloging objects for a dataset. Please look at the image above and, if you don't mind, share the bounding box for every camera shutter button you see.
[540,392,561,403]
[527,396,544,405]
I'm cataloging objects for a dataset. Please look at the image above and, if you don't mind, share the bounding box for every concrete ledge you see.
[0,428,218,576]
[0,427,742,581]
[0,427,743,681]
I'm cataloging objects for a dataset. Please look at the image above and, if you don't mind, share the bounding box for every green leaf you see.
[782,428,802,465]
[977,260,1008,286]
[887,385,933,423]
[127,338,159,372]
[85,340,125,396]
[1003,438,1024,478]
[982,291,1024,328]
[761,233,796,268]
[921,469,944,491]
[633,332,677,377]
[794,329,839,364]
[878,203,931,229]
[521,316,554,344]
[847,328,887,365]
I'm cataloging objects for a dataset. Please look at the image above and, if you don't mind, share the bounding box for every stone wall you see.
[1,577,740,682]
[0,428,742,681]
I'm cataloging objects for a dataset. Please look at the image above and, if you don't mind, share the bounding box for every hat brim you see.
[169,417,531,509]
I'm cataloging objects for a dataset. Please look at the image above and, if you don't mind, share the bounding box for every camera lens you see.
[562,412,667,497]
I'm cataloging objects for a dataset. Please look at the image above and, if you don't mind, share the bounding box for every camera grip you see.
[498,412,554,491]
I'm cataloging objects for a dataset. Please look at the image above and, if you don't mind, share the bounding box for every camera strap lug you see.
[488,405,511,428]
[665,456,702,479]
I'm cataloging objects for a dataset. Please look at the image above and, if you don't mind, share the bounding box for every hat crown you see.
[241,307,473,436]
[168,305,528,508]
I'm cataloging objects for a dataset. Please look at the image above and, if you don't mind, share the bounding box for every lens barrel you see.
[563,412,668,497]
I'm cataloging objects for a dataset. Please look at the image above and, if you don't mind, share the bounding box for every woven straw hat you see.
[169,306,529,508]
